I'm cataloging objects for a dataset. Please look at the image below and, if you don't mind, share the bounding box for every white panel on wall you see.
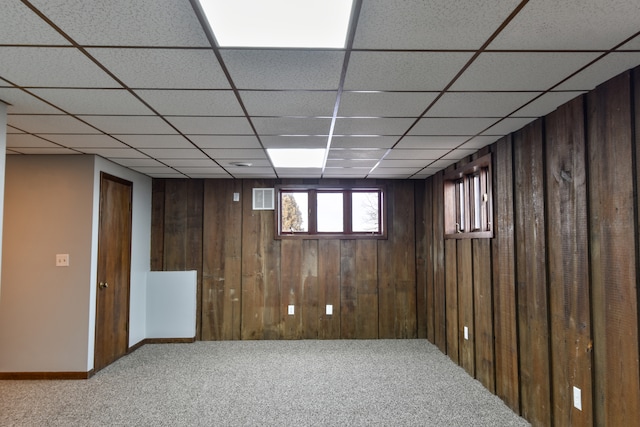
[146,271,197,339]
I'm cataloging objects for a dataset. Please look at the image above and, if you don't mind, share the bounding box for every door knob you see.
[99,282,109,289]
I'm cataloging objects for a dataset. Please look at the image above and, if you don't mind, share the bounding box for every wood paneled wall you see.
[422,68,640,426]
[151,179,418,341]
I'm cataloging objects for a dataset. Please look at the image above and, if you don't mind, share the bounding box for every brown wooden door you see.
[95,173,133,372]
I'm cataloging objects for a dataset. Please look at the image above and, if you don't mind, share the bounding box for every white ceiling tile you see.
[0,47,119,88]
[429,159,457,169]
[385,149,450,160]
[427,92,541,117]
[333,118,415,135]
[135,90,244,116]
[322,168,370,178]
[619,34,640,50]
[10,147,80,155]
[338,91,438,117]
[368,168,420,178]
[379,159,431,168]
[109,158,165,168]
[117,134,195,149]
[354,0,521,49]
[78,148,149,158]
[43,134,128,148]
[261,136,328,149]
[331,136,397,149]
[162,158,220,168]
[190,135,262,149]
[276,168,323,178]
[395,136,470,149]
[228,167,277,178]
[80,115,176,134]
[202,149,268,159]
[9,114,100,134]
[7,134,63,148]
[217,159,272,168]
[325,159,379,168]
[6,126,25,134]
[29,0,209,47]
[0,1,70,45]
[511,92,586,118]
[129,166,183,175]
[252,117,331,135]
[185,172,234,179]
[408,118,498,136]
[554,53,640,91]
[174,167,226,175]
[221,50,344,90]
[482,118,537,136]
[0,88,62,114]
[328,149,386,160]
[167,116,253,134]
[240,90,337,116]
[87,48,230,89]
[461,136,500,150]
[442,149,477,160]
[451,52,601,91]
[31,89,152,115]
[490,0,640,50]
[344,52,473,91]
[140,148,207,159]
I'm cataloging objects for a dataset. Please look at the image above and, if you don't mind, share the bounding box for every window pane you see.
[457,181,465,232]
[317,193,343,232]
[352,192,379,232]
[281,192,308,232]
[473,174,481,230]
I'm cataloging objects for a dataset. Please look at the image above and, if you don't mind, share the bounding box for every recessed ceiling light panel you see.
[199,0,354,48]
[267,148,326,168]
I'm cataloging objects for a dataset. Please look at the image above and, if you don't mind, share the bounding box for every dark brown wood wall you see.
[151,179,418,341]
[422,68,640,427]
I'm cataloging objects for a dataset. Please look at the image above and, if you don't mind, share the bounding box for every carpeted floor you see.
[0,340,529,426]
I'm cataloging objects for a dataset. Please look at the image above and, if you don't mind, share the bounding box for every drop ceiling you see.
[1,0,639,179]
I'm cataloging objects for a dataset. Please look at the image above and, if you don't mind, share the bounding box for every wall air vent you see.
[252,188,274,210]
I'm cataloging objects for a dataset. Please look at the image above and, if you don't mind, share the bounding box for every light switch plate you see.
[233,192,240,202]
[464,326,469,340]
[326,304,333,315]
[288,305,295,315]
[573,386,582,411]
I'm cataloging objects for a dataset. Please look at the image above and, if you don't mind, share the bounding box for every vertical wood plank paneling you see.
[415,180,428,339]
[281,239,303,339]
[514,119,552,426]
[457,239,474,376]
[340,240,357,338]
[241,180,281,339]
[318,240,341,339]
[302,240,319,339]
[473,238,494,392]
[163,179,188,270]
[423,179,435,342]
[186,180,204,340]
[491,136,520,412]
[432,172,447,353]
[588,71,640,426]
[201,180,242,341]
[150,179,165,271]
[445,238,459,363]
[545,96,593,427]
[356,239,378,339]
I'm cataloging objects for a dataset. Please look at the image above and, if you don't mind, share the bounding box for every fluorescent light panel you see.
[199,0,354,48]
[267,148,326,168]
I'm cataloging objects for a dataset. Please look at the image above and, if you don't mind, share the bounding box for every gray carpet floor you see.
[0,340,530,426]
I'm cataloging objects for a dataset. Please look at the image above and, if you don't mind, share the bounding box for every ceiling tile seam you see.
[365,0,532,178]
[19,0,229,179]
[188,0,281,178]
[408,29,640,179]
[321,0,364,178]
[4,123,84,153]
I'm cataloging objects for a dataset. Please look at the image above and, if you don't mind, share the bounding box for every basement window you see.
[444,153,493,239]
[276,185,385,239]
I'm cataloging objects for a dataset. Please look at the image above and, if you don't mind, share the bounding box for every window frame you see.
[443,153,493,239]
[275,184,387,239]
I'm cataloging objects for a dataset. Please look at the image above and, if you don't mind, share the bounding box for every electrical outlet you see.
[233,192,240,202]
[464,326,469,340]
[288,305,295,315]
[326,304,333,315]
[573,386,582,411]
[56,254,69,267]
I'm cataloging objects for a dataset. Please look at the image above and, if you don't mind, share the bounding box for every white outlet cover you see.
[233,192,240,202]
[464,326,469,340]
[288,305,295,315]
[326,304,333,315]
[573,386,582,411]
[56,254,69,267]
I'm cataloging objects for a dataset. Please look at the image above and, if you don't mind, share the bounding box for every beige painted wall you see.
[0,103,5,291]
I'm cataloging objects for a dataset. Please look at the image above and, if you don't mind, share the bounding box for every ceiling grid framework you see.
[0,0,639,179]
